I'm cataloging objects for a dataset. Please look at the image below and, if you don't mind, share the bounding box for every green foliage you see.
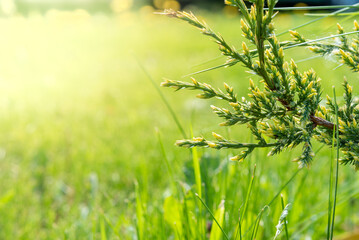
[0,9,359,240]
[161,0,359,169]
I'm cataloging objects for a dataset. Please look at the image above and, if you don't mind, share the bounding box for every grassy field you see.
[0,9,357,239]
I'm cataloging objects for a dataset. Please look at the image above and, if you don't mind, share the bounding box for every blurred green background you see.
[0,0,357,239]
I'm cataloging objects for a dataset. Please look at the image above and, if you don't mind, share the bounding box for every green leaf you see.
[163,196,183,237]
[209,200,226,240]
[0,190,15,210]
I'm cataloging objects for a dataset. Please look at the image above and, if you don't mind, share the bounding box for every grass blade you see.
[102,213,121,238]
[156,129,176,192]
[163,195,184,239]
[135,181,144,240]
[100,216,107,240]
[304,12,359,17]
[238,164,257,239]
[136,58,187,138]
[250,207,266,240]
[234,211,242,240]
[327,110,336,239]
[195,193,229,240]
[191,56,225,68]
[281,195,290,240]
[243,168,301,237]
[330,87,340,240]
[242,164,256,218]
[190,125,206,238]
[182,62,234,78]
[209,200,226,240]
[277,3,359,36]
[268,5,359,11]
[283,31,359,51]
[274,201,291,240]
[191,126,202,199]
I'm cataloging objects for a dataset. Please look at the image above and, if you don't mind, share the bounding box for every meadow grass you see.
[0,10,356,239]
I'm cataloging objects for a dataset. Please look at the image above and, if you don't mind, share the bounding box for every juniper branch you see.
[176,137,278,150]
[161,0,359,169]
[161,78,237,102]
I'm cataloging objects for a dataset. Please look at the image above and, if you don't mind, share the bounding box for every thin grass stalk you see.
[190,126,205,239]
[250,207,265,240]
[135,181,144,240]
[269,5,359,11]
[243,168,301,237]
[330,87,340,240]
[156,130,176,192]
[235,135,257,240]
[182,62,229,78]
[280,195,289,240]
[102,213,122,238]
[209,200,226,240]
[235,135,254,240]
[181,187,193,239]
[191,55,223,68]
[186,30,359,78]
[190,126,202,199]
[174,226,182,240]
[100,216,107,240]
[137,59,187,138]
[247,135,254,189]
[283,31,359,50]
[305,12,359,17]
[239,164,257,239]
[267,169,301,207]
[155,207,166,240]
[327,117,336,239]
[234,210,242,240]
[291,188,359,238]
[290,140,323,207]
[195,193,229,240]
[92,217,97,239]
[277,3,359,36]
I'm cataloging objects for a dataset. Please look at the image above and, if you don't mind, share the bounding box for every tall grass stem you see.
[330,87,340,239]
[277,3,359,36]
[137,58,187,138]
[195,193,229,240]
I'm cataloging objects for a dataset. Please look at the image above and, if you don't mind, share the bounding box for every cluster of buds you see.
[290,21,359,72]
[162,0,359,169]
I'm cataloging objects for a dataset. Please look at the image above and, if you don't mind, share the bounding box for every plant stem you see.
[330,87,340,239]
[195,193,229,240]
[310,115,335,130]
[326,125,335,240]
[281,195,289,240]
[137,59,187,138]
[255,0,274,90]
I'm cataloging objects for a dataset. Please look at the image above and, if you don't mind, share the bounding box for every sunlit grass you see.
[0,10,356,239]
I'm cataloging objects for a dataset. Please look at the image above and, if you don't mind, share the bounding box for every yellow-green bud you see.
[242,42,249,55]
[193,137,204,142]
[212,132,224,141]
[354,20,359,31]
[230,155,243,162]
[337,23,344,33]
[207,142,217,148]
[278,47,284,59]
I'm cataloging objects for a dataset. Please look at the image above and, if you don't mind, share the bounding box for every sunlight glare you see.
[111,0,133,13]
